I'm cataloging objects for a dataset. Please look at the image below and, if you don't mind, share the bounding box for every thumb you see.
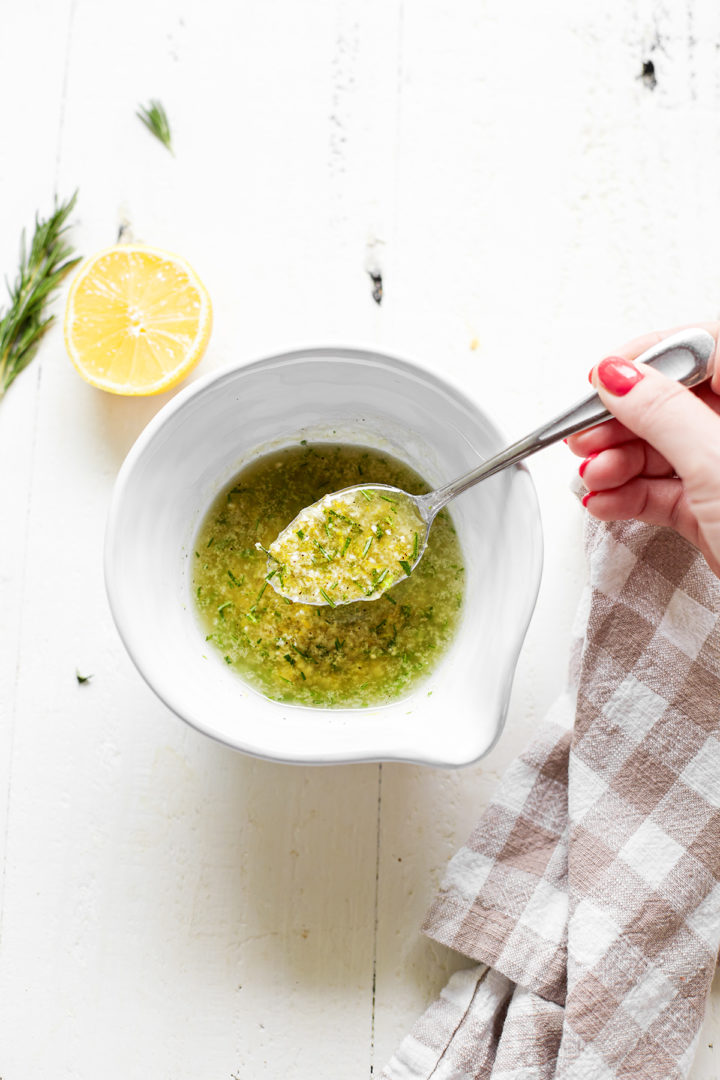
[591,356,720,520]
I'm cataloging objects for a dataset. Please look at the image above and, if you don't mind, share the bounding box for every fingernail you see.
[587,367,595,385]
[596,356,645,396]
[578,453,598,479]
[581,491,597,508]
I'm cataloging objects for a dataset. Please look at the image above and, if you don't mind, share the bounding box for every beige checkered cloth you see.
[381,517,720,1080]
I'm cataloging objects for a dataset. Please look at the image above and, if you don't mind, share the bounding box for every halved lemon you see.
[64,245,212,395]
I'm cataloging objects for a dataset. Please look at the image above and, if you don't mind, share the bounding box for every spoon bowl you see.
[264,481,433,605]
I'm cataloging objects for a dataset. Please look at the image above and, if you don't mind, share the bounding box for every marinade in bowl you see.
[193,442,465,708]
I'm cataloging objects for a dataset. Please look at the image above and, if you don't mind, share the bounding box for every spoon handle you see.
[427,327,715,514]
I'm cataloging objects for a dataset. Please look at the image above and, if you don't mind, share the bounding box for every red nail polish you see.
[596,356,645,396]
[581,491,597,508]
[587,367,595,385]
[578,453,598,479]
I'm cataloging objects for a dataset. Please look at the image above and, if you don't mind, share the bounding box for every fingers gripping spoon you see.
[265,328,715,606]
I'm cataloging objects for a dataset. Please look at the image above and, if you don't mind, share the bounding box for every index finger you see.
[608,322,720,393]
[567,380,720,457]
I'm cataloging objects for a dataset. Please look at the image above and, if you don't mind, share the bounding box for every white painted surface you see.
[1,1,719,1076]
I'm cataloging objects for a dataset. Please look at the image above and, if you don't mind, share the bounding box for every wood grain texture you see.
[1,0,719,1077]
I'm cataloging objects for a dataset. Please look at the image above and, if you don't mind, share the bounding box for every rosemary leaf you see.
[0,192,80,400]
[137,99,173,153]
[314,541,333,562]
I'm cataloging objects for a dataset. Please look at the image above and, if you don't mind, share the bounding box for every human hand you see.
[566,324,720,576]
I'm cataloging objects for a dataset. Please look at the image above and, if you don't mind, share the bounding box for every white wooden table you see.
[2,1,720,1075]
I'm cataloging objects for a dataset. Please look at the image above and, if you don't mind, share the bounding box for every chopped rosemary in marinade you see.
[192,443,464,708]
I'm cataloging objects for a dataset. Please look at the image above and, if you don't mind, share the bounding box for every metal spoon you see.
[268,327,715,605]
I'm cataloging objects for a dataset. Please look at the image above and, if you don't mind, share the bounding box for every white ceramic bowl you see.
[105,347,543,767]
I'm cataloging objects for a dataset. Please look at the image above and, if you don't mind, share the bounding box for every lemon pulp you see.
[64,245,212,395]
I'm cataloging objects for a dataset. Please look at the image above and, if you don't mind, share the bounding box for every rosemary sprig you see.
[137,99,173,154]
[0,192,80,400]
